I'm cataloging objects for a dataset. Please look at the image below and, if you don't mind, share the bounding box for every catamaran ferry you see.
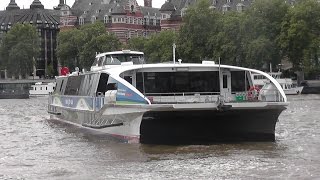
[48,50,288,144]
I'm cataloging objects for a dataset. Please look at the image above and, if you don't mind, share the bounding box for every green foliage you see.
[209,12,245,66]
[57,22,122,69]
[279,0,320,72]
[242,0,289,69]
[178,0,221,62]
[144,30,177,63]
[80,33,122,68]
[0,23,39,78]
[47,63,55,77]
[127,37,148,52]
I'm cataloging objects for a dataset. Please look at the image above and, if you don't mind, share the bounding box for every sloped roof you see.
[6,0,20,11]
[160,0,176,11]
[0,8,60,30]
[30,0,44,10]
[140,6,160,17]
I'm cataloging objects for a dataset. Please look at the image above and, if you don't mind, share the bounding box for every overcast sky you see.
[0,0,165,10]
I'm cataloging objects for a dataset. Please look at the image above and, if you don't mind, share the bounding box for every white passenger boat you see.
[48,50,288,144]
[252,72,304,95]
[29,82,56,96]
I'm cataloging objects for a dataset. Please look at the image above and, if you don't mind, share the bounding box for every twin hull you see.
[49,102,287,144]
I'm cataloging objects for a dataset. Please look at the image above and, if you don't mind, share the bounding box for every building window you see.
[91,16,96,23]
[212,0,217,5]
[79,18,84,25]
[104,16,108,23]
[222,4,230,12]
[236,3,245,12]
[150,19,154,26]
[181,8,187,17]
[227,0,231,3]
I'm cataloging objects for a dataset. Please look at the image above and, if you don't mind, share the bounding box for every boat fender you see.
[247,86,260,100]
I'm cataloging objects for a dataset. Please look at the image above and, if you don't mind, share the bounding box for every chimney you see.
[144,0,152,7]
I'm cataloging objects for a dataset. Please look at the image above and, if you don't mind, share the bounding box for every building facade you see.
[0,0,61,78]
[62,0,162,43]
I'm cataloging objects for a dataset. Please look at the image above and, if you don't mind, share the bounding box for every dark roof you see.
[0,8,60,30]
[71,0,160,23]
[6,0,20,11]
[140,6,160,17]
[160,0,176,12]
[112,3,126,15]
[30,0,44,10]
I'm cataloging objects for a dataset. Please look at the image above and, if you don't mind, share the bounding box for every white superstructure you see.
[29,82,56,96]
[48,50,288,144]
[252,72,303,95]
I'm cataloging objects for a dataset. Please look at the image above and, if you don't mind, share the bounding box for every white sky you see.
[0,0,165,10]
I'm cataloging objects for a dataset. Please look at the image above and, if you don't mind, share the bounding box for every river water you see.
[0,95,320,179]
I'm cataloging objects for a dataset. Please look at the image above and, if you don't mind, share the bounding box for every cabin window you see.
[231,71,249,92]
[104,55,121,65]
[53,78,67,95]
[106,83,117,90]
[64,76,84,95]
[78,73,100,96]
[96,73,109,95]
[60,80,64,92]
[124,76,132,84]
[136,71,220,94]
[223,75,228,88]
[103,54,144,65]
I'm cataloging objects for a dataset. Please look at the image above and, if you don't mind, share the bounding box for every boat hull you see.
[0,94,29,99]
[140,108,285,144]
[284,86,304,95]
[49,103,286,144]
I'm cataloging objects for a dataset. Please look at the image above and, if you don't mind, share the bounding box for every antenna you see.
[219,57,222,94]
[173,43,176,64]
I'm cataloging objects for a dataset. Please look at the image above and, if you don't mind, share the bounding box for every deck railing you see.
[48,89,285,111]
[48,95,105,111]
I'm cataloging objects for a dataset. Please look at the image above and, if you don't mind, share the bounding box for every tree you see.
[279,0,320,73]
[144,30,177,63]
[243,0,289,69]
[80,33,122,68]
[178,0,221,62]
[0,23,40,78]
[208,12,245,66]
[57,29,80,70]
[57,22,122,70]
[127,37,148,52]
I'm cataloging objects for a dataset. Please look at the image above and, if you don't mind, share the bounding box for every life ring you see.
[247,86,260,100]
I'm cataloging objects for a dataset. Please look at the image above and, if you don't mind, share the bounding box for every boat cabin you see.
[91,50,144,71]
[51,51,286,110]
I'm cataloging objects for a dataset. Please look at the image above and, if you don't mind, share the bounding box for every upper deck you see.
[90,50,144,71]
